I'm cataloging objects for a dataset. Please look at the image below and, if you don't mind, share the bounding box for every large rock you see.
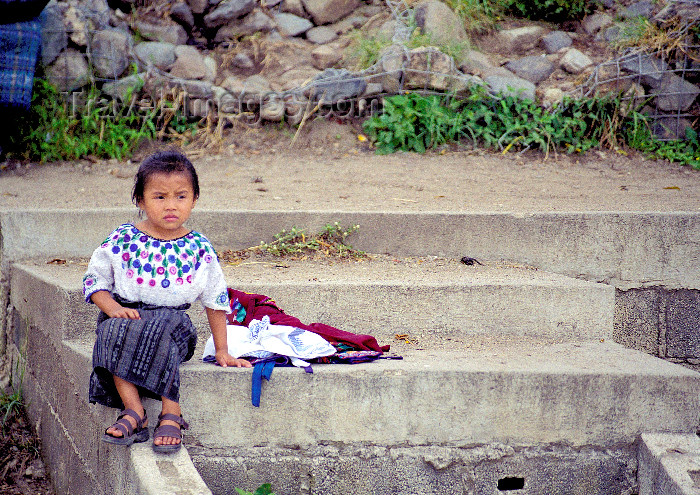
[187,0,208,14]
[91,29,131,79]
[203,0,256,28]
[170,2,195,29]
[46,48,90,92]
[541,31,571,54]
[306,25,338,44]
[64,6,90,46]
[102,73,146,101]
[41,3,68,66]
[581,13,613,35]
[484,75,536,101]
[311,45,342,69]
[170,45,208,80]
[620,0,654,19]
[560,48,593,74]
[498,26,547,53]
[311,68,366,103]
[301,0,359,25]
[653,73,700,112]
[413,0,467,46]
[651,117,695,141]
[134,20,187,45]
[403,46,455,91]
[458,49,513,78]
[134,42,177,70]
[620,53,668,88]
[505,55,554,84]
[274,12,314,36]
[215,10,276,40]
[281,0,307,18]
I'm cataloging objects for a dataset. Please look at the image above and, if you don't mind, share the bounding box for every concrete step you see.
[11,260,700,495]
[10,256,614,348]
[63,337,700,495]
[639,433,700,495]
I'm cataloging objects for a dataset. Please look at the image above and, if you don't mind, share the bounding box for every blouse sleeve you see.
[83,243,115,303]
[198,251,231,312]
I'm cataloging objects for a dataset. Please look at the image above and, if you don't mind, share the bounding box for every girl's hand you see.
[109,306,141,320]
[215,350,252,368]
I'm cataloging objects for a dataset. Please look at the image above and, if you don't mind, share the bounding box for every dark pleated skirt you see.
[89,298,197,409]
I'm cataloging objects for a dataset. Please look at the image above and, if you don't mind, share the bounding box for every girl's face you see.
[137,171,197,239]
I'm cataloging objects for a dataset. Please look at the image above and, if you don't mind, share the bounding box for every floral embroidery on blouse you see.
[83,223,230,311]
[102,225,213,288]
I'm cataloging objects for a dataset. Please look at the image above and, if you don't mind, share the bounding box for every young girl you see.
[82,149,251,454]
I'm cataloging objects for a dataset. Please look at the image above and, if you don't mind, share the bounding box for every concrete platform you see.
[639,433,700,495]
[10,256,614,347]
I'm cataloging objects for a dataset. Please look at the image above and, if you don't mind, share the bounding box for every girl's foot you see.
[103,408,149,445]
[152,413,189,453]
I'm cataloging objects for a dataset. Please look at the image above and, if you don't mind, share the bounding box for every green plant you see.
[235,483,276,495]
[0,387,24,428]
[625,113,700,169]
[347,31,392,70]
[444,0,502,34]
[498,0,590,21]
[238,223,365,258]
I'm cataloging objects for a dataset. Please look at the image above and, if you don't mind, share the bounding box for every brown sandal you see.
[102,408,149,446]
[152,413,189,454]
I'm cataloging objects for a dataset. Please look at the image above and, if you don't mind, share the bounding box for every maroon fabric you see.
[227,288,390,352]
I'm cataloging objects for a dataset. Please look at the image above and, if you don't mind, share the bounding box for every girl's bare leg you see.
[106,375,147,437]
[154,397,183,446]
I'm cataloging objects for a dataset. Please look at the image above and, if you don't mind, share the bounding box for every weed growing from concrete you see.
[235,484,275,495]
[222,223,366,262]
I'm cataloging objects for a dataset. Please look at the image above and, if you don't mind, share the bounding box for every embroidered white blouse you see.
[83,223,230,311]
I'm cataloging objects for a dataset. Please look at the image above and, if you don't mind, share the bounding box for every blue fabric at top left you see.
[0,16,42,110]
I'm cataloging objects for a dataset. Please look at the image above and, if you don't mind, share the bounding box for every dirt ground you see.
[0,119,699,212]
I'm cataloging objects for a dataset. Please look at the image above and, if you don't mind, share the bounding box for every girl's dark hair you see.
[132,150,200,205]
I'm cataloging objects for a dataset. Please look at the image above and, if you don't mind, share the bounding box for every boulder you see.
[541,31,571,54]
[505,55,554,84]
[560,48,593,74]
[46,48,90,92]
[186,0,208,14]
[484,75,536,101]
[581,13,613,35]
[64,6,90,46]
[301,0,359,25]
[651,117,695,141]
[281,0,307,18]
[306,26,338,44]
[652,73,700,112]
[498,26,547,53]
[620,53,668,88]
[134,42,176,69]
[539,87,564,109]
[41,3,68,66]
[403,46,455,91]
[203,0,256,28]
[170,2,195,29]
[311,68,366,103]
[620,0,654,19]
[134,20,187,45]
[216,10,276,39]
[260,95,286,121]
[274,12,314,36]
[311,45,342,69]
[204,56,218,83]
[91,29,131,79]
[170,45,208,80]
[102,73,146,101]
[413,0,467,46]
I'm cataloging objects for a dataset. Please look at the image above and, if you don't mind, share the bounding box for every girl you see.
[83,149,251,454]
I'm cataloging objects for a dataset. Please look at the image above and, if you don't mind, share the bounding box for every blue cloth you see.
[0,16,42,111]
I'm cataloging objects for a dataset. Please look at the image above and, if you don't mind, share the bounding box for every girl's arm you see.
[90,290,141,319]
[206,307,252,368]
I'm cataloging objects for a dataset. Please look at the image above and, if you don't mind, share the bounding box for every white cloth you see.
[202,316,336,367]
[82,223,230,311]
